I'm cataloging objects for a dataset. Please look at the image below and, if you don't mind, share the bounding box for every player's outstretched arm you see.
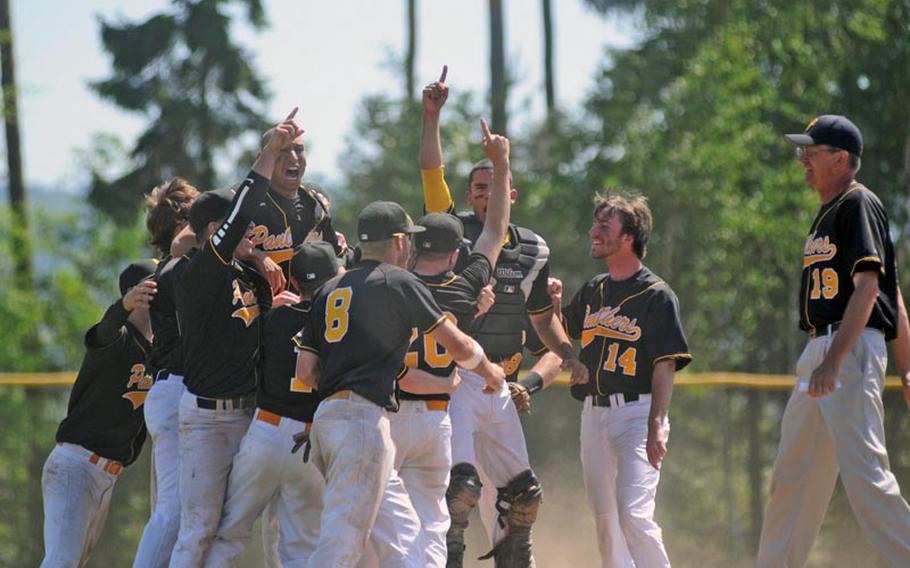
[647,360,675,470]
[295,349,321,391]
[472,118,511,266]
[529,309,588,386]
[430,318,505,393]
[420,66,454,213]
[892,287,910,408]
[399,367,461,395]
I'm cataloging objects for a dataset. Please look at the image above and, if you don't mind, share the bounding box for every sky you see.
[11,0,634,193]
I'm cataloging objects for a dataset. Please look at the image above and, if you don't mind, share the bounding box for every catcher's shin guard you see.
[479,469,543,567]
[446,462,483,568]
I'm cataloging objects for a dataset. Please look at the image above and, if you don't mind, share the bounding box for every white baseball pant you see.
[40,443,120,568]
[306,392,395,568]
[133,374,185,568]
[204,409,324,567]
[758,329,910,568]
[449,369,530,548]
[167,390,252,568]
[580,393,670,568]
[364,399,452,568]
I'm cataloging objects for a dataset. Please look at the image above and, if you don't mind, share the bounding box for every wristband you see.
[455,338,485,370]
[518,371,544,395]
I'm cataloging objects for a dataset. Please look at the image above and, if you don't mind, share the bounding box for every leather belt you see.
[195,395,254,411]
[808,321,842,339]
[590,392,647,408]
[425,400,448,412]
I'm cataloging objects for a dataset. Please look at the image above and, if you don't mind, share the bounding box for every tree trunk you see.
[0,0,32,289]
[542,0,555,114]
[405,0,417,100]
[489,0,507,136]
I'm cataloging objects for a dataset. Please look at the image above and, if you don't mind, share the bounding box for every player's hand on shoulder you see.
[475,284,495,318]
[123,279,158,311]
[262,107,303,154]
[422,65,449,115]
[480,118,509,168]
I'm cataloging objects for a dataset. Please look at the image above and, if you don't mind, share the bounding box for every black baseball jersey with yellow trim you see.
[175,171,270,398]
[799,182,898,340]
[563,267,691,400]
[298,259,446,410]
[258,301,320,422]
[56,300,152,466]
[249,186,334,281]
[402,253,493,401]
[148,255,183,376]
[456,214,552,373]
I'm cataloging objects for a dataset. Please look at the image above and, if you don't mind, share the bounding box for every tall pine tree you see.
[90,0,270,223]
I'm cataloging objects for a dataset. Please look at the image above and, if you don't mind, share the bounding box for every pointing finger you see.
[439,64,448,83]
[480,118,492,140]
[286,107,299,121]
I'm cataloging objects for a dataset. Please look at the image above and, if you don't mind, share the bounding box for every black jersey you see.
[258,301,320,423]
[249,186,338,281]
[55,300,152,466]
[175,171,271,399]
[297,260,446,410]
[799,182,898,340]
[148,255,183,376]
[563,267,691,400]
[402,253,493,401]
[454,215,552,376]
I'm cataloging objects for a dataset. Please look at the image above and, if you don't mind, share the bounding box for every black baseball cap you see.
[414,213,464,253]
[785,115,863,156]
[188,188,234,234]
[290,241,339,283]
[357,201,425,242]
[119,259,158,296]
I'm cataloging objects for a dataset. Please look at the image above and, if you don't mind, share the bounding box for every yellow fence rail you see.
[0,371,905,389]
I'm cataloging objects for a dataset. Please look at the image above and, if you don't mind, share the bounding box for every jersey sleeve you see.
[85,300,130,349]
[525,261,553,315]
[458,253,493,295]
[646,287,692,371]
[180,171,271,298]
[421,166,455,214]
[838,191,887,276]
[293,311,320,355]
[394,272,447,333]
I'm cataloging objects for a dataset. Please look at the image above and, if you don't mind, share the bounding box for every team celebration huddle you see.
[39,67,910,568]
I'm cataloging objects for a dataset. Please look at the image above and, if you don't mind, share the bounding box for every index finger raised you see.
[285,107,299,121]
[439,64,448,83]
[480,117,492,140]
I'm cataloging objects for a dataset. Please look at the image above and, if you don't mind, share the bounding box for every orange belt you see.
[256,409,282,426]
[327,389,352,401]
[58,442,123,475]
[424,400,448,412]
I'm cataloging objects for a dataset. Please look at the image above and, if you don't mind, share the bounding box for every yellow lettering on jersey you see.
[249,225,294,254]
[602,344,638,377]
[423,312,456,368]
[405,328,419,368]
[580,305,642,347]
[325,287,352,343]
[803,234,837,267]
[809,267,838,300]
[231,279,261,327]
[498,352,523,376]
[122,363,153,409]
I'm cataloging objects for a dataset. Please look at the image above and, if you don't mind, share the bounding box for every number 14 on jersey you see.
[603,343,637,377]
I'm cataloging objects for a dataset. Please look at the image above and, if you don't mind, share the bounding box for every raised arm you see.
[429,318,505,393]
[471,118,511,265]
[420,66,455,213]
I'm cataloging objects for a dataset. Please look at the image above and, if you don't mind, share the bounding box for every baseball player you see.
[133,178,199,568]
[295,200,506,567]
[202,242,341,567]
[758,116,910,567]
[559,194,691,568]
[40,260,158,568]
[420,67,587,566]
[365,118,514,568]
[168,111,301,567]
